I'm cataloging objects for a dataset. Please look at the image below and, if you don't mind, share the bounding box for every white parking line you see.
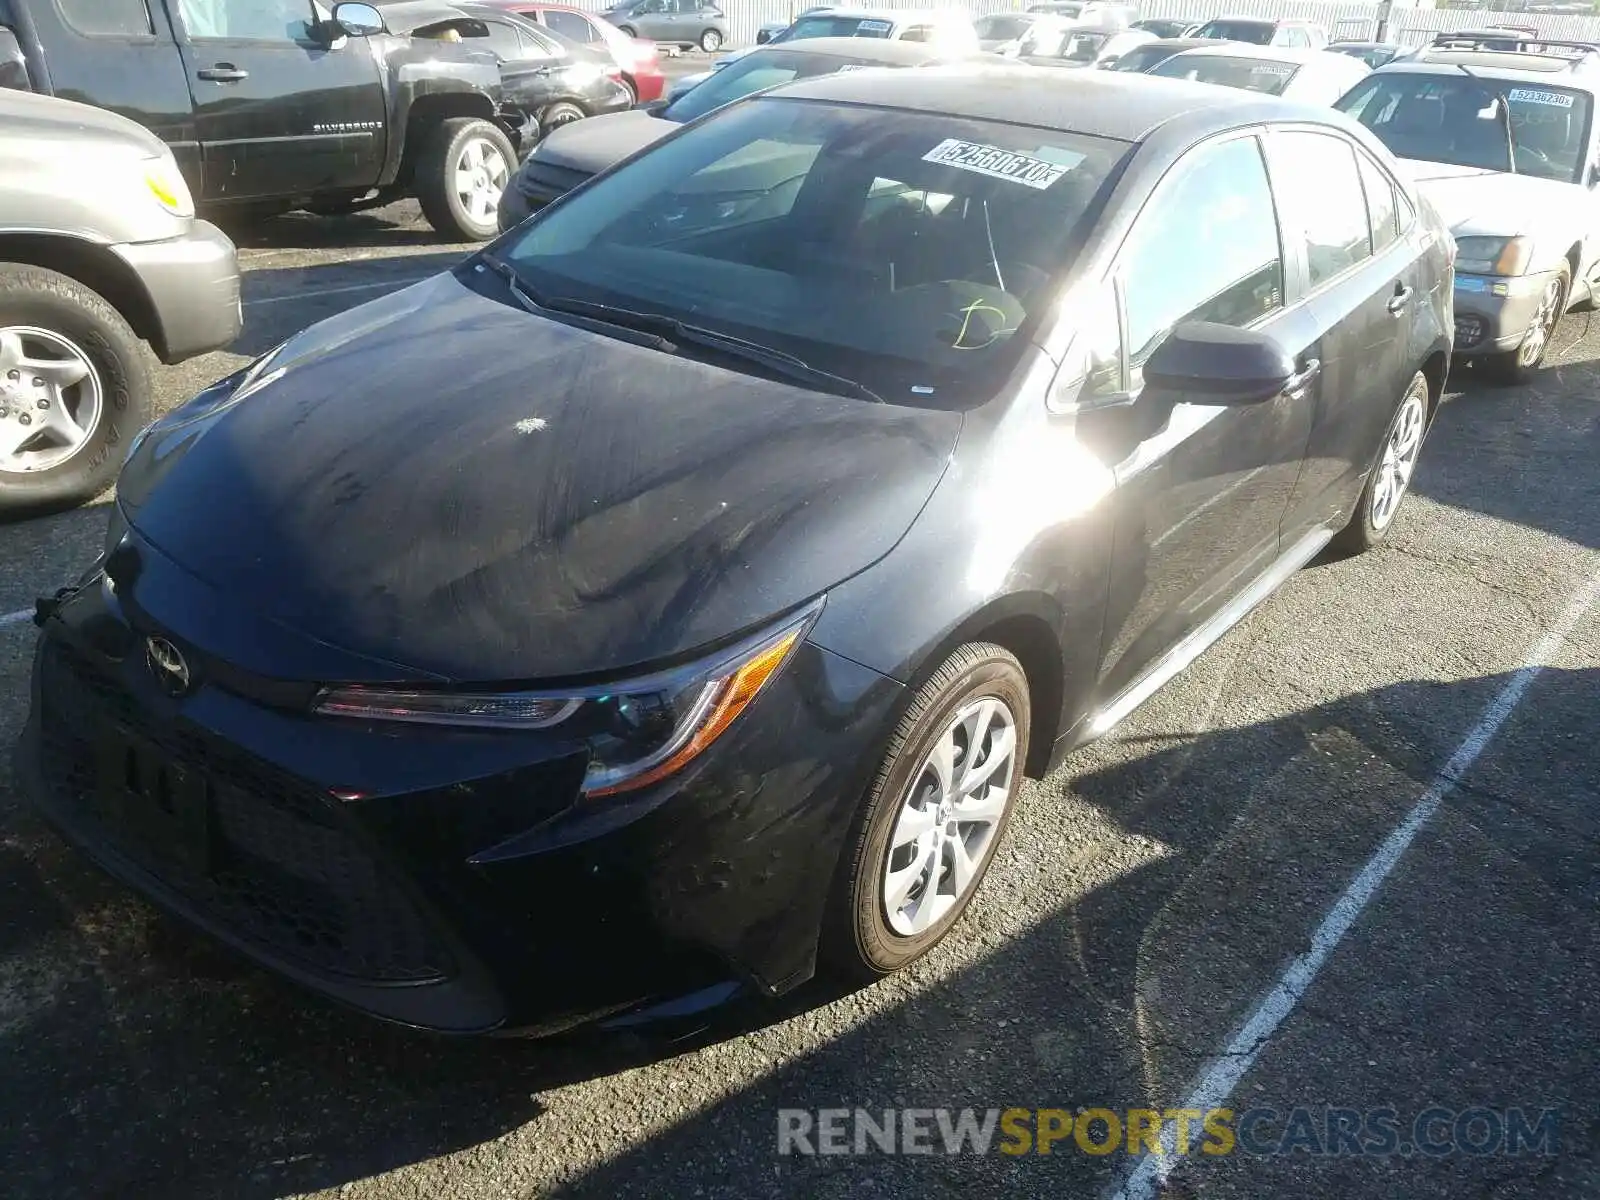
[1109,562,1600,1200]
[0,607,33,629]
[244,276,433,308]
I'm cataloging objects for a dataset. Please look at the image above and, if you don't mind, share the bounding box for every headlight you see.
[1453,235,1532,276]
[142,153,195,219]
[312,606,818,798]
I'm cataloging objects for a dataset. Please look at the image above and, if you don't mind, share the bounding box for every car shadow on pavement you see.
[215,202,480,254]
[4,664,1595,1198]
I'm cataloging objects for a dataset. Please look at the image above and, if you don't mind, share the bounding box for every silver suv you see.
[0,90,240,512]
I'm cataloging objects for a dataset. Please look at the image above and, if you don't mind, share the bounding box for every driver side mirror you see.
[639,98,670,115]
[756,28,773,44]
[1143,321,1299,405]
[330,2,386,37]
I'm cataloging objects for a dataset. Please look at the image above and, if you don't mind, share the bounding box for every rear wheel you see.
[617,24,637,37]
[824,643,1030,981]
[0,264,150,515]
[539,101,587,138]
[414,116,517,242]
[699,28,723,51]
[1481,264,1567,386]
[1331,370,1429,555]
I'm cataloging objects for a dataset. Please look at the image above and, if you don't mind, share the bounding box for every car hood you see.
[0,88,168,161]
[1398,158,1587,239]
[533,109,677,176]
[117,272,960,683]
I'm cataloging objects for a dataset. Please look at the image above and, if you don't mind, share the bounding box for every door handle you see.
[198,64,249,82]
[1282,358,1320,398]
[1386,285,1413,315]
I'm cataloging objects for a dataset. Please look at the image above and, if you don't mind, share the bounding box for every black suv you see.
[0,0,538,240]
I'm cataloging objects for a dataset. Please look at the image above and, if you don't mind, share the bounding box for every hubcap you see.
[1518,277,1563,367]
[453,138,509,228]
[1370,389,1426,531]
[882,696,1017,937]
[0,326,102,474]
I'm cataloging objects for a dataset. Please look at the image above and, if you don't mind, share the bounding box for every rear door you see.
[1270,128,1426,536]
[172,0,386,202]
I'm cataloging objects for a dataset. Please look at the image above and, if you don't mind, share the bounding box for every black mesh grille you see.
[36,640,456,984]
[1455,314,1485,350]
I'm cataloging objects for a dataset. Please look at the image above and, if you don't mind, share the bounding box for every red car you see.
[477,1,667,101]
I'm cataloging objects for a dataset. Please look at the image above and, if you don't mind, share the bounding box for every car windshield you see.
[1331,43,1399,68]
[500,97,1129,405]
[779,15,896,40]
[1193,19,1274,43]
[666,49,881,122]
[975,14,1033,40]
[1112,43,1176,71]
[1151,53,1299,94]
[1336,72,1592,182]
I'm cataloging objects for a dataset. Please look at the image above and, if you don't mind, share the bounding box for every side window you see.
[1268,131,1373,288]
[1119,136,1285,380]
[518,25,561,58]
[545,10,597,42]
[1356,150,1400,252]
[482,19,523,59]
[899,25,934,42]
[57,0,154,36]
[1283,27,1308,47]
[178,0,315,41]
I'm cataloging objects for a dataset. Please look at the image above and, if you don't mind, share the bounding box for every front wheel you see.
[699,28,723,51]
[0,264,151,516]
[1331,370,1429,555]
[414,117,518,242]
[824,643,1030,982]
[1481,265,1567,386]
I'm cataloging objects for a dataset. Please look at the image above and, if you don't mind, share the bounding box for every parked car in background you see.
[757,5,834,44]
[0,0,524,241]
[1151,44,1370,104]
[498,37,982,228]
[1191,16,1328,48]
[597,0,728,52]
[1328,40,1418,69]
[1111,35,1224,73]
[1335,55,1600,381]
[973,11,1072,56]
[0,90,239,512]
[23,66,1453,1036]
[476,1,667,101]
[1023,26,1158,68]
[1132,17,1198,38]
[454,6,633,136]
[1027,2,1135,26]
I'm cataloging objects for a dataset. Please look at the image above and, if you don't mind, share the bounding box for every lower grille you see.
[36,640,456,985]
[518,162,593,208]
[1455,313,1485,350]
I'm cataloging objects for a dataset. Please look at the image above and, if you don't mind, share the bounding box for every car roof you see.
[801,7,963,21]
[752,36,954,64]
[1164,44,1340,64]
[1420,49,1585,73]
[1373,56,1600,91]
[1330,40,1397,49]
[1144,36,1228,50]
[771,61,1324,141]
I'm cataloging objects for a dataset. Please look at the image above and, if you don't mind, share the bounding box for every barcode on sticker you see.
[921,139,1070,189]
[1508,87,1574,108]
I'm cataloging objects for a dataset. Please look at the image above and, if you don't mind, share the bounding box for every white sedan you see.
[1148,43,1371,105]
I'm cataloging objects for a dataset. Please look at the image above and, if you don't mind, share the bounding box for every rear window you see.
[505,97,1130,405]
[1112,44,1177,72]
[975,15,1033,40]
[781,15,896,40]
[665,49,888,123]
[1193,19,1274,44]
[1151,53,1299,94]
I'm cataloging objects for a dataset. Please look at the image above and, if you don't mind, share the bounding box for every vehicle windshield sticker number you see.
[857,19,892,32]
[1508,87,1574,108]
[922,139,1080,189]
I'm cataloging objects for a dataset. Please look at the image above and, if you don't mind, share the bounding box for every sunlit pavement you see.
[0,206,1595,1199]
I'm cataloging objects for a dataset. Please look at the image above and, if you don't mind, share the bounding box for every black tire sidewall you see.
[415,118,519,242]
[700,29,722,51]
[829,646,1031,979]
[542,103,586,134]
[0,267,148,514]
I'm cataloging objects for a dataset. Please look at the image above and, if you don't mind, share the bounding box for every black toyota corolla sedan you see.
[18,67,1453,1036]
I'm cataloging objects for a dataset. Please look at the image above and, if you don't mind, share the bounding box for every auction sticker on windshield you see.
[857,19,892,32]
[922,139,1080,189]
[1508,87,1574,108]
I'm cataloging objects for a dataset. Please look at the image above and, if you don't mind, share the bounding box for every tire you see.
[823,643,1031,982]
[539,101,587,138]
[1480,263,1568,386]
[617,24,637,37]
[0,264,150,516]
[621,75,639,105]
[414,116,519,242]
[1330,370,1430,556]
[699,28,723,51]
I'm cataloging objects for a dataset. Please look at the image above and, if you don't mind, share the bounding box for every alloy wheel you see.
[0,326,103,474]
[453,138,510,229]
[1518,276,1564,368]
[1369,388,1426,531]
[882,695,1017,936]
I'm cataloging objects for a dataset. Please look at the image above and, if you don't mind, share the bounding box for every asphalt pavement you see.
[0,201,1596,1200]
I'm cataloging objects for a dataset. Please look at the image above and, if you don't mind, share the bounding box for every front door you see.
[172,0,386,203]
[1089,131,1318,700]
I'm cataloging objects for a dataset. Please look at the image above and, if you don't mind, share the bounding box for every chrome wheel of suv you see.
[0,326,103,474]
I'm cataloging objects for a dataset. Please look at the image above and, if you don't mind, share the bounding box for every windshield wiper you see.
[1456,65,1518,174]
[535,297,885,404]
[476,255,675,351]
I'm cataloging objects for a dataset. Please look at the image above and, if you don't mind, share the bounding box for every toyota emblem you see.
[145,636,192,697]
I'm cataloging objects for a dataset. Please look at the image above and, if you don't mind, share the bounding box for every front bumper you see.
[112,220,242,364]
[497,161,594,233]
[16,555,901,1035]
[1451,268,1561,356]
